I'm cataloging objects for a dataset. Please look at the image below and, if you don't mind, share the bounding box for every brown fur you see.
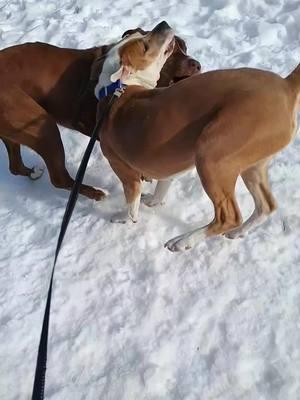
[0,34,200,199]
[100,61,300,249]
[119,39,158,71]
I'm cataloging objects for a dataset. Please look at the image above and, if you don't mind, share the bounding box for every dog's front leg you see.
[111,180,141,223]
[107,160,142,223]
[101,143,142,223]
[142,179,172,207]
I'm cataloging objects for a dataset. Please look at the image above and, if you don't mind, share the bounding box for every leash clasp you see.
[96,79,126,100]
[114,87,126,98]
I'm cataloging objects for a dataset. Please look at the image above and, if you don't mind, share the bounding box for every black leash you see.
[31,95,115,400]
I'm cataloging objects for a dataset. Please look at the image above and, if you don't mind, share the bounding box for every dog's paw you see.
[83,186,106,201]
[92,189,106,201]
[141,193,163,207]
[29,166,44,180]
[110,211,137,224]
[164,235,192,252]
[164,228,207,252]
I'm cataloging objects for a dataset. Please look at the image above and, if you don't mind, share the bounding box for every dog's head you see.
[122,28,201,87]
[94,21,175,92]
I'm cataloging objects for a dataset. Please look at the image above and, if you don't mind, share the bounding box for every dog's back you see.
[0,42,96,122]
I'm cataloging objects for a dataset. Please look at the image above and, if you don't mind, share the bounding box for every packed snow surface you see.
[1,0,300,399]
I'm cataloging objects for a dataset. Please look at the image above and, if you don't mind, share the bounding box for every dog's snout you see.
[153,21,172,33]
[188,58,201,72]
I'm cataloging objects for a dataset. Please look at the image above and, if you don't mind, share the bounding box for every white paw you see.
[164,234,193,252]
[165,228,207,252]
[141,193,163,208]
[110,211,137,224]
[29,166,44,180]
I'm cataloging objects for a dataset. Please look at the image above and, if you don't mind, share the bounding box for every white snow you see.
[1,0,300,399]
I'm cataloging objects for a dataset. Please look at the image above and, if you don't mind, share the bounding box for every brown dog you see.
[0,30,200,200]
[96,25,299,251]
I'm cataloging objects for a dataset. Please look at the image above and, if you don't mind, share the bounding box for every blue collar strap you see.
[97,80,126,100]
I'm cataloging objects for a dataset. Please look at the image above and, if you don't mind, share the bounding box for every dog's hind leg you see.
[164,98,283,251]
[1,138,43,179]
[165,157,242,251]
[0,89,105,200]
[165,111,246,252]
[31,124,105,200]
[226,160,277,239]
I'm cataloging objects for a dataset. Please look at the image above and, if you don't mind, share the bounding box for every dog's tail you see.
[285,63,300,92]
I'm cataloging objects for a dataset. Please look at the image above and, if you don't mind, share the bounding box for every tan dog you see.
[0,28,199,199]
[96,25,299,251]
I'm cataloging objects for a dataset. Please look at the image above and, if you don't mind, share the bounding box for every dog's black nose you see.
[188,58,201,72]
[153,21,172,33]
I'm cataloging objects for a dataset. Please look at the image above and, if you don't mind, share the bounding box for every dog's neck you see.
[123,61,161,89]
[97,64,158,91]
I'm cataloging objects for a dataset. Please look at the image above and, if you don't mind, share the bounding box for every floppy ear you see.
[174,36,187,54]
[110,65,131,82]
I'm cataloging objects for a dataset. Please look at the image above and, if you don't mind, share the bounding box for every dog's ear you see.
[110,65,131,82]
[122,27,147,38]
[174,35,187,53]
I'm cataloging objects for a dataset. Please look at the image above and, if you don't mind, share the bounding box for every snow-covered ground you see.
[1,0,300,399]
